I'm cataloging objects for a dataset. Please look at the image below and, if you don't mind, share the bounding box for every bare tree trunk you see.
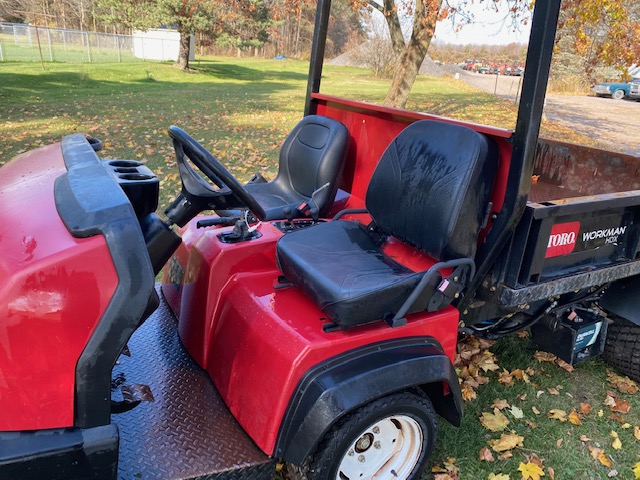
[383,0,441,108]
[177,32,191,70]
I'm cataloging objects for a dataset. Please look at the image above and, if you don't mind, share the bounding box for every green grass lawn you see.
[1,58,637,480]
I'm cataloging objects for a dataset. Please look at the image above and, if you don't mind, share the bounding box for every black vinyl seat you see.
[222,115,349,221]
[276,120,499,329]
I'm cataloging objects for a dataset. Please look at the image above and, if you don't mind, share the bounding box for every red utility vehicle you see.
[2,0,640,479]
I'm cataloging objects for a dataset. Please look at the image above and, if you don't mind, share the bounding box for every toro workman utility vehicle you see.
[2,0,640,478]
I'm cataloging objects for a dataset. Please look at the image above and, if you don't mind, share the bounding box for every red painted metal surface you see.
[312,93,513,228]
[0,144,118,431]
[165,219,459,456]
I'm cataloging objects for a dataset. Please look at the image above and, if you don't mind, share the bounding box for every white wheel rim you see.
[335,415,423,480]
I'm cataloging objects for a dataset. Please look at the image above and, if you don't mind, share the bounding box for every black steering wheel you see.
[164,126,266,226]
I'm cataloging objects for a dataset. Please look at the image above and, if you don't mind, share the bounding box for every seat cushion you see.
[243,180,308,221]
[277,220,435,328]
[366,120,498,260]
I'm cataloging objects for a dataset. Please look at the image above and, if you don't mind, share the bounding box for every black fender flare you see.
[600,275,640,326]
[274,337,462,465]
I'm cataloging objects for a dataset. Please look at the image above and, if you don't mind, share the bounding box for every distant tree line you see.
[0,0,364,68]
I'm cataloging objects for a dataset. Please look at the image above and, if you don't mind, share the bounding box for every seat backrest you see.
[365,120,499,261]
[275,115,349,216]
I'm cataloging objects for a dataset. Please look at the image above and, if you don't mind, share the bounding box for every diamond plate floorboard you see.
[112,288,276,480]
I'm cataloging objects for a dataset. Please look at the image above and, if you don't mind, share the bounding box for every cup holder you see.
[109,160,143,168]
[119,173,154,181]
[114,167,140,173]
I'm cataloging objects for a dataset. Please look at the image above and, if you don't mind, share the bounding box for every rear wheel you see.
[295,390,437,480]
[612,89,625,100]
[603,316,640,382]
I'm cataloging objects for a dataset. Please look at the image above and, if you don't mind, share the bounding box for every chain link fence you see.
[0,23,181,64]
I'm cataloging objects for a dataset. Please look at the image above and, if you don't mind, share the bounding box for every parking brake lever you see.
[293,182,330,222]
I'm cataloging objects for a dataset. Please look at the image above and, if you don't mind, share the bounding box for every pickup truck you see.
[593,81,631,99]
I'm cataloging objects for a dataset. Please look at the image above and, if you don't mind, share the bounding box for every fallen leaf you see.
[536,390,545,398]
[634,425,640,440]
[490,433,524,452]
[621,423,631,429]
[461,383,477,401]
[480,409,510,432]
[517,393,528,401]
[569,410,582,425]
[532,406,541,415]
[499,369,514,386]
[547,467,555,480]
[633,461,640,479]
[518,461,545,480]
[598,452,613,468]
[493,399,510,410]
[607,469,618,478]
[548,409,567,422]
[607,370,639,394]
[480,447,495,462]
[526,420,538,429]
[547,387,560,396]
[499,451,513,460]
[611,431,622,450]
[534,351,556,363]
[580,435,592,442]
[477,351,501,372]
[510,406,524,419]
[488,474,510,480]
[611,400,631,414]
[556,438,563,447]
[556,359,574,372]
[512,369,530,383]
[605,393,617,408]
[580,403,593,414]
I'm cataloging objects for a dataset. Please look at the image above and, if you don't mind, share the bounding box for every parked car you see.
[592,81,631,100]
[630,79,640,100]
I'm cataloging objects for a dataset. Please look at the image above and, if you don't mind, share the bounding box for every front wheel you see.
[612,89,625,100]
[296,390,437,480]
[603,316,640,382]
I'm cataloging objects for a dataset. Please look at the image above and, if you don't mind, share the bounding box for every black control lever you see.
[197,217,240,228]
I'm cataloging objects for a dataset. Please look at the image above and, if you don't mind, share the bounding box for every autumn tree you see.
[355,0,532,108]
[210,0,271,56]
[557,0,640,81]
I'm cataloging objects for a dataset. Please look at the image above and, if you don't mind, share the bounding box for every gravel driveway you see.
[458,71,640,156]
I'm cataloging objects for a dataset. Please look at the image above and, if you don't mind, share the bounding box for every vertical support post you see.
[161,38,165,60]
[0,38,4,62]
[13,25,18,45]
[494,73,499,95]
[117,35,121,63]
[46,27,53,61]
[63,30,67,51]
[86,32,91,62]
[303,0,332,116]
[35,26,45,70]
[460,0,563,310]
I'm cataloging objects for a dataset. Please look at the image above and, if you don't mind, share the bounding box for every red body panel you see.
[0,144,118,431]
[166,218,459,455]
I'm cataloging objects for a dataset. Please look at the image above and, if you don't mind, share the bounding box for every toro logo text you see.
[545,221,580,258]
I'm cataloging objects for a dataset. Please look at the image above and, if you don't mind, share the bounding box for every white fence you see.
[0,23,182,63]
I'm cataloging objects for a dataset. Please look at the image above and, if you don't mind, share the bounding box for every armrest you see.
[332,208,369,220]
[387,258,476,327]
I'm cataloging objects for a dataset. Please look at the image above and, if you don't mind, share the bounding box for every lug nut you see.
[348,449,354,456]
[358,455,365,463]
[374,441,381,449]
[373,426,380,434]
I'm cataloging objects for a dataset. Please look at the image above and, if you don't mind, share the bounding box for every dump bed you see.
[499,140,640,306]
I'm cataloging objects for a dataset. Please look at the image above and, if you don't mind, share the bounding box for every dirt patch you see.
[458,70,640,156]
